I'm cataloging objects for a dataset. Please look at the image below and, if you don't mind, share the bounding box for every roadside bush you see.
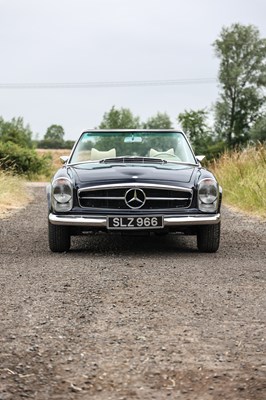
[0,141,52,177]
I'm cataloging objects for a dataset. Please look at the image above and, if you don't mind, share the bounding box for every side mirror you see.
[60,156,69,164]
[196,155,205,163]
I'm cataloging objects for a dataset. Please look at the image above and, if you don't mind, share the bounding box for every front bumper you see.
[49,213,221,227]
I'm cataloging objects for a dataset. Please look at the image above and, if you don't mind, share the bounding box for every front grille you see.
[78,185,192,210]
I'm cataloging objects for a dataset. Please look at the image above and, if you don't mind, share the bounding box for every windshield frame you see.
[67,129,198,166]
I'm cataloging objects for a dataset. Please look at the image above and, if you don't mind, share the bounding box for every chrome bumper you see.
[49,213,221,227]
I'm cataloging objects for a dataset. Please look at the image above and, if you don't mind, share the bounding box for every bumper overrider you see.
[49,213,221,227]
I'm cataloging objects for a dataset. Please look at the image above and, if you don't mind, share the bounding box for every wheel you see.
[197,222,221,253]
[48,221,71,252]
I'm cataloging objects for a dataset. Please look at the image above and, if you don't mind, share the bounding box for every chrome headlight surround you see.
[198,178,219,213]
[52,177,73,212]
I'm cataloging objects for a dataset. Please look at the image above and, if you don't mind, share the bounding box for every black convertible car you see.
[47,129,222,252]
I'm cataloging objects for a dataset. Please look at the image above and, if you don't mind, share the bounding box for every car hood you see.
[70,164,197,188]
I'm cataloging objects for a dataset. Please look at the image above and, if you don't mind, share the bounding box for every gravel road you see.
[0,186,265,400]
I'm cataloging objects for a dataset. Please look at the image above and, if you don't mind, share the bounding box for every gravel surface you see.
[0,186,265,400]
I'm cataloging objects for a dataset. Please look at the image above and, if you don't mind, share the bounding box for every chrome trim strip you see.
[78,183,193,194]
[146,197,189,201]
[164,214,221,226]
[49,213,220,227]
[51,176,73,186]
[80,196,189,201]
[49,214,106,227]
[81,196,125,200]
[78,183,193,210]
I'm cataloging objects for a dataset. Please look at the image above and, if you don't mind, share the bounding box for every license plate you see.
[108,216,164,230]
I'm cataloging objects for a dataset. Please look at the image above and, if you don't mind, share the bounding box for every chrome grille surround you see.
[78,183,193,210]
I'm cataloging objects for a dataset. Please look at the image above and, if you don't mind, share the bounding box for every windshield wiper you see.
[99,156,167,164]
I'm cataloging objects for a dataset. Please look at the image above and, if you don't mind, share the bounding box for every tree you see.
[142,112,173,129]
[177,109,213,154]
[213,23,266,147]
[44,124,64,141]
[250,114,266,142]
[39,124,65,148]
[0,116,33,148]
[99,106,141,129]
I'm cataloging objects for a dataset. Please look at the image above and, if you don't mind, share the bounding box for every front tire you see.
[48,221,71,252]
[197,222,221,253]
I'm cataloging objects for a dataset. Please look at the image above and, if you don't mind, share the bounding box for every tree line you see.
[0,23,265,175]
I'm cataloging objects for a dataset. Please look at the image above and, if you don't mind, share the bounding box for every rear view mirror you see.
[196,155,205,163]
[124,135,142,143]
[60,156,69,164]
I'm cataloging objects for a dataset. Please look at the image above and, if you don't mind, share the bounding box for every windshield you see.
[69,131,196,164]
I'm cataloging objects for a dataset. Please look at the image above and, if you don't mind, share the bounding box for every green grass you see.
[210,144,266,218]
[0,170,31,217]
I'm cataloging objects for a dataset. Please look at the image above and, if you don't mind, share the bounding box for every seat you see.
[149,148,175,157]
[91,148,116,161]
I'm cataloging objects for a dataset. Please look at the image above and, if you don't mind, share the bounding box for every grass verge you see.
[210,144,266,218]
[0,170,32,218]
[0,149,69,217]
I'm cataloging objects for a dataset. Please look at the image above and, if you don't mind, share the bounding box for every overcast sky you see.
[1,0,266,140]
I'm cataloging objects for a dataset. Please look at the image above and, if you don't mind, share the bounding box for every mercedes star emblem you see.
[125,188,146,209]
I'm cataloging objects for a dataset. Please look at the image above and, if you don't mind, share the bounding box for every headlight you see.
[198,178,218,212]
[52,178,73,212]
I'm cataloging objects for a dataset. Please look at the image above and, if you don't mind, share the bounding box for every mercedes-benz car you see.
[47,129,222,253]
